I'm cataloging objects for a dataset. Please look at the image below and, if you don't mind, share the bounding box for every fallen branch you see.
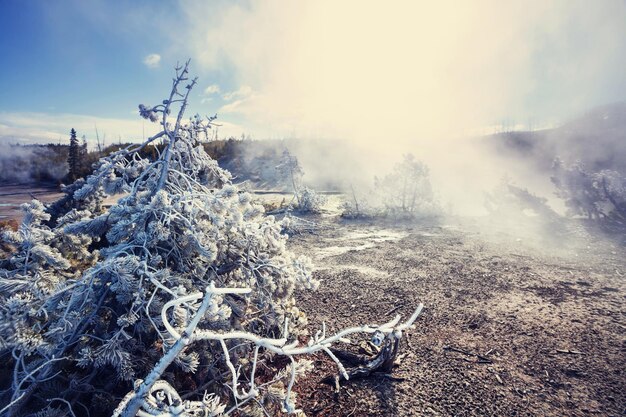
[385,304,404,316]
[116,284,423,416]
[555,349,583,355]
[443,345,493,364]
[323,331,403,384]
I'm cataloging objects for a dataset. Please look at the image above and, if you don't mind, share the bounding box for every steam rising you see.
[177,0,626,219]
[181,1,626,140]
[1,1,624,252]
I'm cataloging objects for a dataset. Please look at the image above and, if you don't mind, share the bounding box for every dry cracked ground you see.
[288,216,626,417]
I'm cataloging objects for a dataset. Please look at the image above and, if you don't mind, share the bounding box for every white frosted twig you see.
[8,356,66,409]
[123,284,423,416]
[0,393,24,416]
[248,345,261,396]
[321,346,349,380]
[283,356,298,414]
[116,283,231,417]
[397,303,423,331]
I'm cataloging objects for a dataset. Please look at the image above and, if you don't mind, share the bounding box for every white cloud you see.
[143,53,161,68]
[0,111,161,146]
[201,84,221,103]
[218,85,258,115]
[0,122,62,144]
[222,85,253,101]
[204,84,221,95]
[0,110,250,147]
[219,99,246,114]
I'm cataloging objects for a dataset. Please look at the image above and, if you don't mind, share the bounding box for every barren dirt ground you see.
[0,184,63,219]
[289,216,625,416]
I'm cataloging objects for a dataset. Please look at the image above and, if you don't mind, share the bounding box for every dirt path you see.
[289,217,626,416]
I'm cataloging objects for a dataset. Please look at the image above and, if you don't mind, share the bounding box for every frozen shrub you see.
[0,62,422,417]
[341,154,438,220]
[340,200,366,219]
[484,177,559,220]
[551,158,604,219]
[276,149,304,197]
[340,185,377,219]
[293,186,326,213]
[275,149,326,214]
[594,169,626,223]
[552,158,626,222]
[340,155,438,220]
[374,154,436,217]
[0,62,317,417]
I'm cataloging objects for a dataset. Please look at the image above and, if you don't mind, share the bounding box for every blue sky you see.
[0,0,625,146]
[0,1,167,116]
[0,0,246,144]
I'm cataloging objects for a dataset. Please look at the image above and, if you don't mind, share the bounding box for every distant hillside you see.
[482,102,626,172]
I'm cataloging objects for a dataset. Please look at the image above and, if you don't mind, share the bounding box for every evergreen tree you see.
[79,135,90,176]
[67,128,80,181]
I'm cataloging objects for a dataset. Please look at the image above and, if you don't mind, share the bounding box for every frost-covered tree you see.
[597,169,626,221]
[276,149,303,200]
[341,155,437,219]
[275,148,306,208]
[374,154,437,217]
[552,158,626,222]
[484,177,559,220]
[79,134,90,176]
[0,62,318,416]
[275,149,326,213]
[0,62,421,417]
[292,186,326,213]
[552,158,603,219]
[341,184,376,219]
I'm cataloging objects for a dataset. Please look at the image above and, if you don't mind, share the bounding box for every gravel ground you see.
[288,216,626,416]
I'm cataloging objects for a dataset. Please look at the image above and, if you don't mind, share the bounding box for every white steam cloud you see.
[174,0,626,215]
[178,0,626,145]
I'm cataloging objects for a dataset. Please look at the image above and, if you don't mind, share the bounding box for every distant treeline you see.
[0,138,290,187]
